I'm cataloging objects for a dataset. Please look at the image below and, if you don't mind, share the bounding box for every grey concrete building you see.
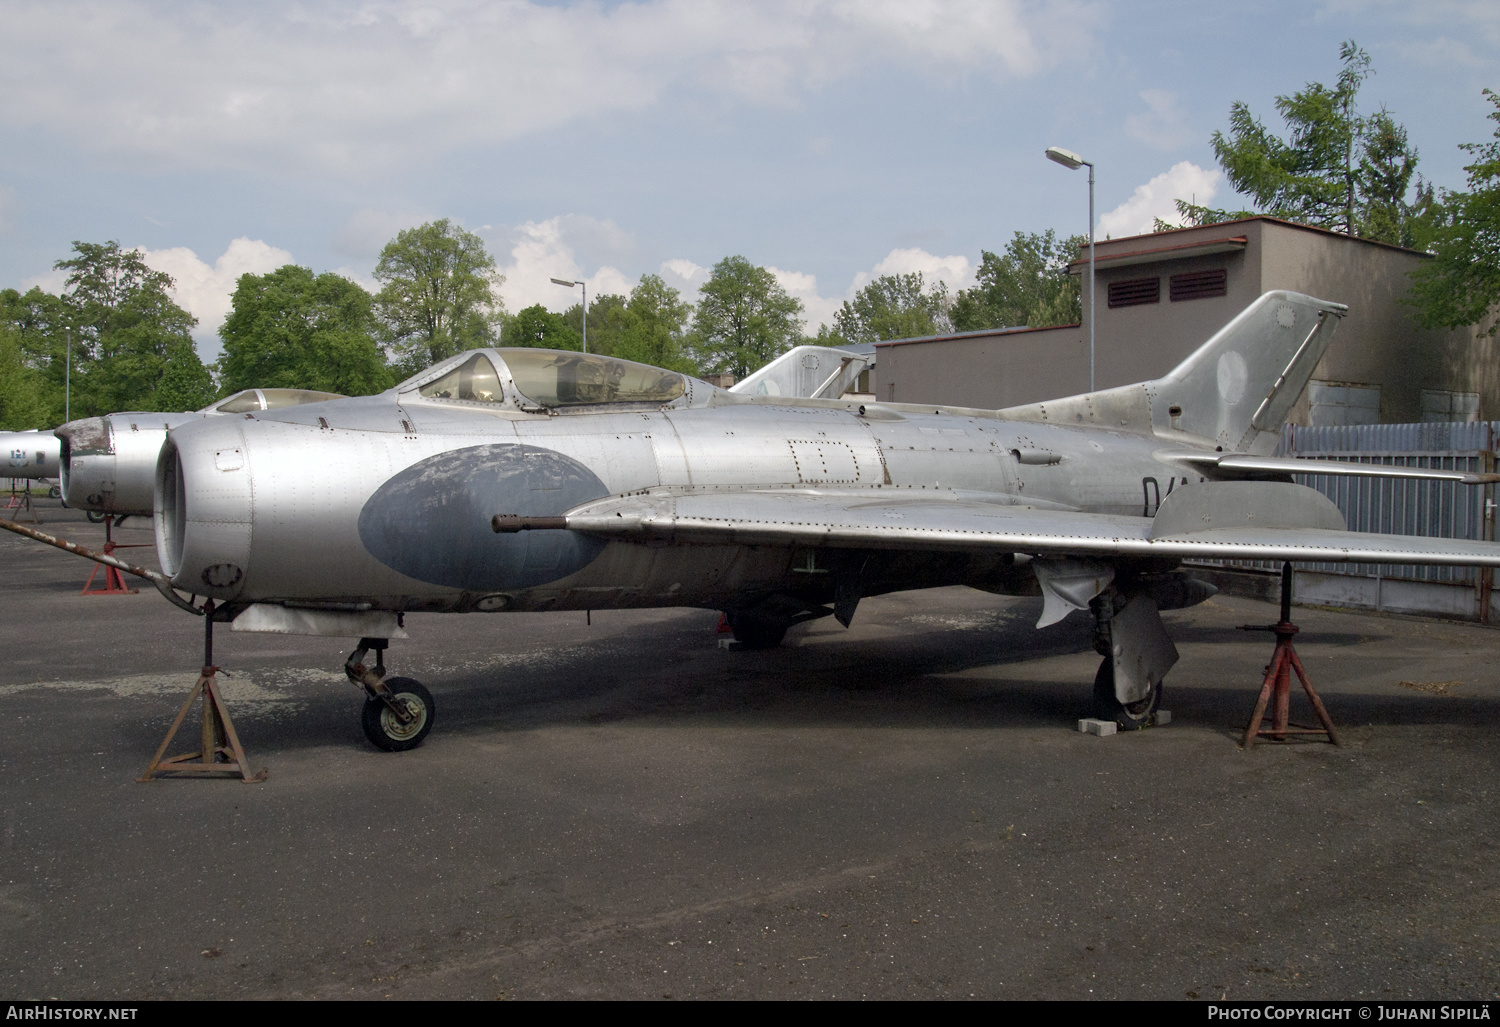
[874,217,1497,424]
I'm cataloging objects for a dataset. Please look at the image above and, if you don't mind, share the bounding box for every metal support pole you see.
[1088,163,1095,394]
[582,281,588,356]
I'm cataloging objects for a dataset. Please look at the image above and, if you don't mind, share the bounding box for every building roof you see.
[873,322,1078,349]
[1067,215,1432,273]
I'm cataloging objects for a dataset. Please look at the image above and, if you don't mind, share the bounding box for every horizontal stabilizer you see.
[1162,451,1500,486]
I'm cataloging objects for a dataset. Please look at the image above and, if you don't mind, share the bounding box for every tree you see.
[1181,41,1425,245]
[155,343,217,411]
[0,286,70,423]
[53,241,200,414]
[614,274,696,373]
[689,256,803,379]
[373,219,504,374]
[1410,90,1500,335]
[830,272,951,344]
[0,323,50,429]
[950,231,1083,332]
[563,293,627,357]
[505,304,581,350]
[218,265,392,396]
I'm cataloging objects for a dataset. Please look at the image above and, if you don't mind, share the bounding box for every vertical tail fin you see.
[1154,291,1346,453]
[997,291,1346,454]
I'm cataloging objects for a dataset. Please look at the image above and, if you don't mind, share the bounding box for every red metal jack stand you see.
[82,515,143,595]
[138,601,267,783]
[1241,563,1341,749]
[3,479,40,524]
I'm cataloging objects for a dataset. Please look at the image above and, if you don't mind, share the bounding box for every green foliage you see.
[830,272,951,344]
[1188,40,1425,245]
[48,241,199,415]
[689,256,804,379]
[505,304,581,350]
[0,287,70,423]
[218,265,392,396]
[614,274,696,373]
[154,343,217,412]
[1410,90,1500,335]
[950,231,1083,332]
[373,219,504,374]
[563,294,627,356]
[0,324,51,429]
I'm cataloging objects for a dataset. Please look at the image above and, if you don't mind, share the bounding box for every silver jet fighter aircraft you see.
[149,291,1500,751]
[55,388,343,517]
[2,430,61,493]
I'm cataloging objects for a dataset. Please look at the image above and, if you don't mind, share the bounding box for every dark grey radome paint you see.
[359,444,609,591]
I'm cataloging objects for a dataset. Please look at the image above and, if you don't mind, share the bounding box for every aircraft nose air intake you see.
[154,425,253,599]
[358,443,609,591]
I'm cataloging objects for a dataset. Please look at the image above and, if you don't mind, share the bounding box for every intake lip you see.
[151,418,252,600]
[55,417,113,506]
[154,438,186,577]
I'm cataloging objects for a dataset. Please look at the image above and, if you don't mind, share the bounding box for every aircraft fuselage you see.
[157,391,1206,616]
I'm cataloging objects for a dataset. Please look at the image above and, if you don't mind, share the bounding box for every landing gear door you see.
[1110,595,1178,705]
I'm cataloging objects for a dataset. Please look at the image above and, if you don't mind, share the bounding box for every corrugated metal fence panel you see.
[1289,454,1487,583]
[1207,423,1497,586]
[1278,422,1498,454]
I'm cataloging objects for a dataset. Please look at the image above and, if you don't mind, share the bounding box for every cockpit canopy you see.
[206,388,345,414]
[408,349,686,410]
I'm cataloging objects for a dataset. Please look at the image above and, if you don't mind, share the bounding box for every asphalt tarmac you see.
[1,499,1498,1000]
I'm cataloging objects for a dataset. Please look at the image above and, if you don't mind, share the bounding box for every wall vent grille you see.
[1169,268,1227,301]
[1107,277,1160,308]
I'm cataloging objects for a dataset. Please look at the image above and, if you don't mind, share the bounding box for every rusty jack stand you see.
[138,600,267,783]
[82,515,142,595]
[3,480,40,524]
[1241,563,1341,749]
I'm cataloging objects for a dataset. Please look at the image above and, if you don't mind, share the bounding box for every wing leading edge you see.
[520,482,1500,569]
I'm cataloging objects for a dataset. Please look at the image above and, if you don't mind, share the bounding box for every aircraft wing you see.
[497,482,1500,568]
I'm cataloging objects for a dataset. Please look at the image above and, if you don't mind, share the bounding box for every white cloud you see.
[1123,89,1191,150]
[782,247,975,332]
[21,267,67,295]
[140,238,294,353]
[661,258,711,296]
[852,248,973,295]
[0,1,1093,175]
[1097,162,1221,239]
[767,267,830,332]
[494,216,633,314]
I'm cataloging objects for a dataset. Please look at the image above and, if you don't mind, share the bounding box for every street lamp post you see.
[1045,146,1095,393]
[550,277,587,354]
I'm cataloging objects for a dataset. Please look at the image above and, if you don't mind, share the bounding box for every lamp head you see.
[550,277,578,287]
[1045,146,1087,170]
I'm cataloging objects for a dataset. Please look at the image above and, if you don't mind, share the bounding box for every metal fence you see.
[1190,421,1499,620]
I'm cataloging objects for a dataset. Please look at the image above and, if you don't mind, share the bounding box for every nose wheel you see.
[361,677,434,751]
[346,637,435,752]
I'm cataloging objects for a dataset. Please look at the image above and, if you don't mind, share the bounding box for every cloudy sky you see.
[2,0,1496,358]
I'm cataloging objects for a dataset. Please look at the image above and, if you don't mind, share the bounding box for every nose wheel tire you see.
[1093,659,1160,729]
[361,677,434,751]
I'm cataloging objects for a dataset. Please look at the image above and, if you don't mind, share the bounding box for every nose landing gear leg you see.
[346,637,434,752]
